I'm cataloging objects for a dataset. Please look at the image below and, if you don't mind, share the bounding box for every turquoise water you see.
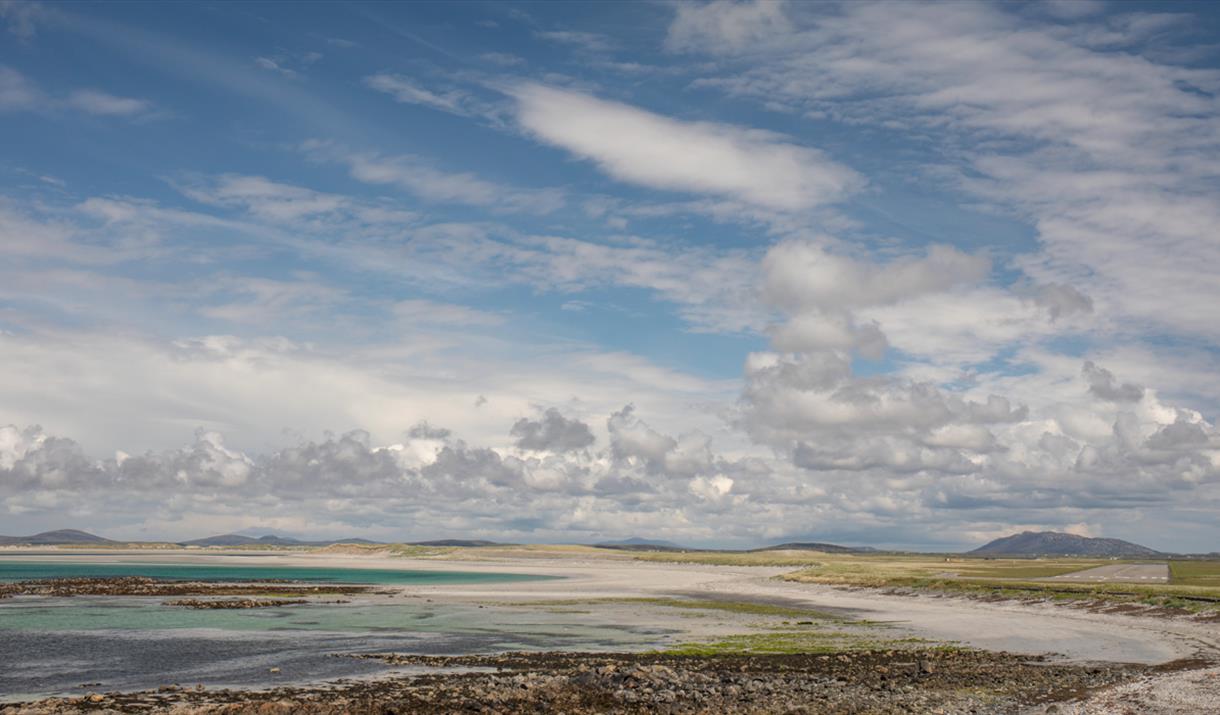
[0,559,670,700]
[0,597,672,699]
[0,597,665,646]
[0,560,552,585]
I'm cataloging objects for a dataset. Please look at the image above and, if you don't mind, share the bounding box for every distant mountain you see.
[181,534,261,547]
[970,531,1161,557]
[410,539,504,547]
[0,529,116,545]
[182,533,383,547]
[593,537,687,551]
[757,542,878,554]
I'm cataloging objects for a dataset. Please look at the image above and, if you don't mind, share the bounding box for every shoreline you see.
[0,648,1159,714]
[4,548,1219,662]
[2,548,1218,713]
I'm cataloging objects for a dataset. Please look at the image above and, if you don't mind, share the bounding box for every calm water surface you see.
[0,559,666,701]
[0,558,551,584]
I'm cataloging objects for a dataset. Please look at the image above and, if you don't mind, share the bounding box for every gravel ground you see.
[1052,662,1220,714]
[0,649,1163,715]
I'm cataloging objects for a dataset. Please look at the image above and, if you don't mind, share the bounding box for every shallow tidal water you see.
[0,559,669,701]
[0,557,551,585]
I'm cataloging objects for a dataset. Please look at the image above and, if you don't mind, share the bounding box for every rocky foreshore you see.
[1,648,1176,714]
[161,598,314,609]
[0,577,371,598]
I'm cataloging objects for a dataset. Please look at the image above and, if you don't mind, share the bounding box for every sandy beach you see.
[3,548,1218,712]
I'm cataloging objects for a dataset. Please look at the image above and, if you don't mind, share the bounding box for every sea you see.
[0,556,668,701]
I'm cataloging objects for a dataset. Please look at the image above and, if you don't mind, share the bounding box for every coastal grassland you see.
[631,550,829,567]
[1169,560,1220,587]
[632,550,1220,613]
[442,544,634,560]
[632,550,1105,581]
[781,567,1220,613]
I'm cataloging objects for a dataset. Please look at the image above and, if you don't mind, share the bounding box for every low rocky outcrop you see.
[0,577,371,598]
[0,648,1155,714]
[162,598,312,609]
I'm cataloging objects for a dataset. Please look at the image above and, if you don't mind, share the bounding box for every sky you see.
[1,0,1218,551]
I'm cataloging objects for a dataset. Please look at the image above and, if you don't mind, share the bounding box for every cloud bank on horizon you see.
[0,0,1217,551]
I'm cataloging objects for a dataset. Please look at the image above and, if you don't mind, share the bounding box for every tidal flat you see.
[2,548,1218,713]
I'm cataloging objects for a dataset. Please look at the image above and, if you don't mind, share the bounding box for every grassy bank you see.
[628,549,1220,614]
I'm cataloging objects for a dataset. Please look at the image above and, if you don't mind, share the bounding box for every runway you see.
[1046,563,1169,584]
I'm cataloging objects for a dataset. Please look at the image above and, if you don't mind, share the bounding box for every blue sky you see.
[1,0,1218,551]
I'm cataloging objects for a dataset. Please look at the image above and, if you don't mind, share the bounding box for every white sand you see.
[7,549,1218,666]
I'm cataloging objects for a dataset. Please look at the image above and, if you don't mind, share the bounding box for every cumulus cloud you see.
[671,0,1220,346]
[0,404,750,542]
[5,1,1219,551]
[1033,283,1093,320]
[608,404,677,469]
[1082,361,1144,402]
[728,217,1216,544]
[511,408,596,452]
[763,242,989,311]
[760,241,989,359]
[5,373,1213,547]
[509,83,862,211]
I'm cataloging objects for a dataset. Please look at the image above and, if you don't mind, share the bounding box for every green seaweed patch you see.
[663,631,948,656]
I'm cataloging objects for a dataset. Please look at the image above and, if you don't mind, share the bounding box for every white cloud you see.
[392,299,504,327]
[535,30,616,53]
[302,140,566,214]
[0,66,155,117]
[509,83,862,211]
[1038,0,1107,20]
[762,241,990,312]
[255,56,298,78]
[672,0,1220,347]
[65,88,153,116]
[511,408,595,452]
[0,0,40,39]
[667,0,793,54]
[178,174,350,221]
[364,73,476,116]
[761,241,991,360]
[0,65,39,110]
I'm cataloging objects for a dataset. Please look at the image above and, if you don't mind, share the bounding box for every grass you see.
[634,550,1108,583]
[633,549,1220,614]
[662,631,941,656]
[1169,560,1220,587]
[663,631,854,656]
[632,551,829,567]
[782,570,1220,612]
